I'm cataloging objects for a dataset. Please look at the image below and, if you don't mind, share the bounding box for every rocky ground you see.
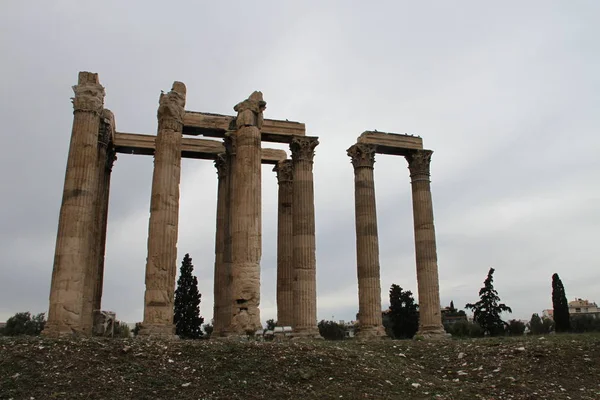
[1,334,599,399]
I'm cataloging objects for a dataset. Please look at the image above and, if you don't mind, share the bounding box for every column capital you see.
[71,72,105,115]
[406,150,433,182]
[224,132,237,156]
[234,91,266,129]
[290,136,319,163]
[157,81,186,132]
[273,159,294,182]
[347,143,376,169]
[214,153,228,180]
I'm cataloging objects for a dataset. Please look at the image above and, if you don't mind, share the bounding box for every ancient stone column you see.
[406,150,446,338]
[139,82,186,337]
[91,110,117,322]
[273,159,294,327]
[347,143,386,339]
[44,72,105,336]
[290,136,320,337]
[217,133,236,337]
[228,92,265,334]
[212,153,228,335]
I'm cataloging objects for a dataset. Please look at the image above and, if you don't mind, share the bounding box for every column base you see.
[415,325,450,340]
[42,323,80,337]
[355,325,387,340]
[137,324,178,340]
[291,327,322,340]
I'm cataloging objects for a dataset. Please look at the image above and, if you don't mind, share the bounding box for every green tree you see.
[465,268,512,336]
[527,313,553,335]
[203,323,214,338]
[317,320,346,340]
[388,284,419,339]
[173,254,204,339]
[2,312,46,336]
[506,319,526,336]
[264,319,277,331]
[552,273,570,333]
[132,322,142,337]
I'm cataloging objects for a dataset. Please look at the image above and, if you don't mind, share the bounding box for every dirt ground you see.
[1,334,599,399]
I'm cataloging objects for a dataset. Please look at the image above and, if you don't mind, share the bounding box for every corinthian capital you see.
[234,91,266,129]
[290,136,319,163]
[71,72,105,114]
[214,153,229,180]
[406,150,433,181]
[347,143,376,169]
[273,159,294,183]
[157,81,186,132]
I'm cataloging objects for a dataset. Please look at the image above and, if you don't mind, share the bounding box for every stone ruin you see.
[43,71,446,339]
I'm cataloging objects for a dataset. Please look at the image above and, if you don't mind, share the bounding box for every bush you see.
[506,320,526,336]
[570,315,600,333]
[317,320,346,340]
[445,320,484,338]
[528,313,553,335]
[2,312,46,336]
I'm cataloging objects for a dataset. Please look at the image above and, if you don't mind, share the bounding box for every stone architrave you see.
[44,72,105,336]
[91,110,117,319]
[347,143,386,339]
[139,82,186,337]
[273,159,294,327]
[406,150,446,337]
[290,136,321,337]
[228,92,266,334]
[212,153,229,335]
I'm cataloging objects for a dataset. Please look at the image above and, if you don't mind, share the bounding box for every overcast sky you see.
[1,1,599,326]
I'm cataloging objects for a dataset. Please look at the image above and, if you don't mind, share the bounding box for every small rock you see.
[411,383,421,388]
[385,380,393,386]
[516,347,525,352]
[182,382,191,387]
[458,352,465,359]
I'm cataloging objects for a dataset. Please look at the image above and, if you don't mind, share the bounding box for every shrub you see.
[506,319,526,336]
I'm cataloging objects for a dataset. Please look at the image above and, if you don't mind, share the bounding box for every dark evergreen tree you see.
[388,284,419,339]
[449,300,456,312]
[465,268,512,336]
[552,273,570,333]
[2,312,46,336]
[317,320,347,340]
[173,254,204,339]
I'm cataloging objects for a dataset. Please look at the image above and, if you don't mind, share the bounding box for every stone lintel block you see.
[78,71,100,85]
[357,131,423,156]
[113,132,286,163]
[183,111,305,142]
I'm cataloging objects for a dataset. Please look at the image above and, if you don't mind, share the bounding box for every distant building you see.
[543,299,600,320]
[569,299,600,318]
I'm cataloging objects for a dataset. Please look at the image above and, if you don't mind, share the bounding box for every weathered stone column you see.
[139,82,186,337]
[406,150,446,338]
[91,110,117,319]
[212,153,228,335]
[347,143,386,339]
[273,159,294,327]
[44,72,105,336]
[290,136,321,338]
[217,133,236,337]
[229,92,265,334]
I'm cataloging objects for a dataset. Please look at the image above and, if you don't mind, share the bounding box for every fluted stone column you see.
[91,110,116,320]
[217,134,236,336]
[347,143,385,339]
[44,72,105,336]
[274,160,294,327]
[228,92,265,334]
[139,82,186,337]
[290,136,321,338]
[212,153,228,335]
[406,150,446,338]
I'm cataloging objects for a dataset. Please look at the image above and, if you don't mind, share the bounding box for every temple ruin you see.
[43,71,445,339]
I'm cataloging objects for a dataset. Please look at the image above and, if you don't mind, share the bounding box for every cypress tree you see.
[173,254,204,339]
[465,268,512,336]
[552,273,570,332]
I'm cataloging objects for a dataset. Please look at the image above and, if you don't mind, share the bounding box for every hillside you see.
[1,334,599,399]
